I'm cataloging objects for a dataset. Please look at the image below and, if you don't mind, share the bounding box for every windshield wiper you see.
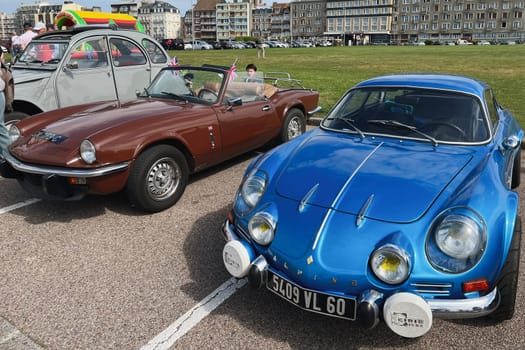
[367,119,438,146]
[325,116,365,138]
[161,91,188,102]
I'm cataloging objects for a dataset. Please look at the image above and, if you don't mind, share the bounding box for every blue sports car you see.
[221,73,523,338]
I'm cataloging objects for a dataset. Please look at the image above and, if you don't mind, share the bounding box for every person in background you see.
[255,37,265,59]
[33,22,46,35]
[18,22,37,50]
[245,63,263,83]
[10,32,21,57]
[46,23,56,32]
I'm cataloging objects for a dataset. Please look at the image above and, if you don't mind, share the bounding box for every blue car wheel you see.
[490,216,521,321]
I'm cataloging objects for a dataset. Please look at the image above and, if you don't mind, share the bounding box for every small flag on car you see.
[229,63,237,82]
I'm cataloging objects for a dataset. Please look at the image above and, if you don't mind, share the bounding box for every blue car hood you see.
[275,133,472,223]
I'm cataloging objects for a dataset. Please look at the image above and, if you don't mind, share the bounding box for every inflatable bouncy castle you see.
[54,10,144,32]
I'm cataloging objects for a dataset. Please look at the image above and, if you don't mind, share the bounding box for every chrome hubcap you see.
[146,157,181,201]
[288,116,302,139]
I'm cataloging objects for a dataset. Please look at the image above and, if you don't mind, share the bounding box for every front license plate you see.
[266,270,356,320]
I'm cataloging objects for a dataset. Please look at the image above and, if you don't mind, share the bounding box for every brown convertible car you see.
[1,64,320,212]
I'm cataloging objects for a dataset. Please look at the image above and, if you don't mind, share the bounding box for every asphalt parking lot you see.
[1,134,524,350]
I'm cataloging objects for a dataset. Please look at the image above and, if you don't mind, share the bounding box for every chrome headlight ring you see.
[426,207,487,273]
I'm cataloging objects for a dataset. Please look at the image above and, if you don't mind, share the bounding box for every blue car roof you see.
[354,73,488,98]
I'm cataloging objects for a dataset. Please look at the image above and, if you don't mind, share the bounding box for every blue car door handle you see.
[262,105,271,111]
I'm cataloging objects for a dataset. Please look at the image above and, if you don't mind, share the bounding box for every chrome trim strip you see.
[298,183,319,212]
[356,194,374,227]
[5,152,129,178]
[410,283,453,288]
[428,288,500,319]
[311,142,383,250]
[414,289,450,295]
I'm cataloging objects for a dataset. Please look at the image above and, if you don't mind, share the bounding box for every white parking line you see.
[0,199,41,214]
[140,277,247,350]
[2,198,244,348]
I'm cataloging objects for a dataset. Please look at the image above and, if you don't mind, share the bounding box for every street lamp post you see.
[191,1,195,50]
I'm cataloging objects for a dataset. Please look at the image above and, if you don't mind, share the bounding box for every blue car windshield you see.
[321,87,490,144]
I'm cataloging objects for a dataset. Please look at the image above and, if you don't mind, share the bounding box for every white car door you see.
[109,36,152,101]
[55,35,118,107]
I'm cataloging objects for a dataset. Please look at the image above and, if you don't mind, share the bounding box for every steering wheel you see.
[422,121,466,140]
[198,88,218,100]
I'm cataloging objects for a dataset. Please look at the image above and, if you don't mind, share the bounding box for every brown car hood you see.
[11,98,190,165]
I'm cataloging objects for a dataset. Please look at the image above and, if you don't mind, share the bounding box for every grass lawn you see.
[171,45,525,126]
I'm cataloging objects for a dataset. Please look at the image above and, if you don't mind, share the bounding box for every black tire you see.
[489,216,521,321]
[5,111,30,127]
[280,108,306,143]
[511,147,521,189]
[126,145,189,213]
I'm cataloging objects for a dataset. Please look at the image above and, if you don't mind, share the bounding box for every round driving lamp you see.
[248,212,276,246]
[370,244,410,284]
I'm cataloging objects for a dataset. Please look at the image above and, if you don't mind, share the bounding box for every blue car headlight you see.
[248,212,276,245]
[234,169,267,216]
[426,208,487,273]
[370,244,410,285]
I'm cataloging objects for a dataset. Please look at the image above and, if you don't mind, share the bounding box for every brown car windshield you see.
[145,68,225,104]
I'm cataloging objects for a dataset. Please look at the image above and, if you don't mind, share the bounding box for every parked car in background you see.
[191,40,213,50]
[230,42,245,49]
[160,38,184,50]
[221,73,522,338]
[6,26,170,125]
[1,65,320,212]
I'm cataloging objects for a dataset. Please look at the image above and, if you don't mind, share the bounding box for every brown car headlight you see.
[80,140,97,164]
[8,125,20,144]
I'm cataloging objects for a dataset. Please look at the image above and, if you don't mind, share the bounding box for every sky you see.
[0,1,191,15]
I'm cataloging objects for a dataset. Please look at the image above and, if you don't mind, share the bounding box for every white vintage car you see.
[7,26,170,124]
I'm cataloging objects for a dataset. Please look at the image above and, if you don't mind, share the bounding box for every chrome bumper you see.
[428,288,500,319]
[222,219,501,320]
[307,106,322,116]
[3,151,129,178]
[222,219,239,242]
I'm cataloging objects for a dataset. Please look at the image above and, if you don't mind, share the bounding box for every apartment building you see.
[392,0,525,44]
[138,1,182,40]
[291,0,327,40]
[216,1,251,40]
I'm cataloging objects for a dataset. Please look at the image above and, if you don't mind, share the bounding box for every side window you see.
[67,36,108,69]
[484,89,499,131]
[109,38,147,67]
[142,39,168,64]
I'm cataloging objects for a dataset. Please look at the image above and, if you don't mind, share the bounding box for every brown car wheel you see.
[126,145,189,212]
[280,108,306,143]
